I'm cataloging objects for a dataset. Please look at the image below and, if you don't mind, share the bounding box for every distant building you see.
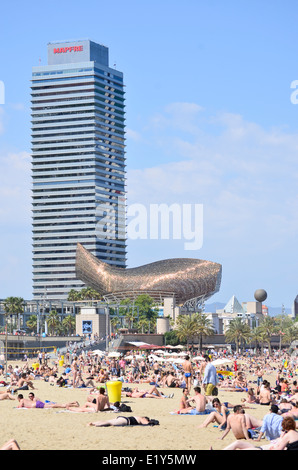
[262,305,268,316]
[292,295,298,319]
[204,295,264,334]
[31,40,127,301]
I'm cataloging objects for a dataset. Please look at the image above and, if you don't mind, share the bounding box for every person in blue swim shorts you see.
[182,355,194,391]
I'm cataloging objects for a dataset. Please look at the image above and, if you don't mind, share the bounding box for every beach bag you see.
[118,403,132,412]
[148,419,159,426]
[212,386,218,396]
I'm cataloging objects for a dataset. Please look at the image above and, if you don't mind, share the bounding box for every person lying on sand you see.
[125,385,173,399]
[17,393,79,409]
[87,416,159,427]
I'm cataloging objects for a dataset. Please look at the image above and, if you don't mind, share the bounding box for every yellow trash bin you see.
[58,355,64,367]
[106,381,122,403]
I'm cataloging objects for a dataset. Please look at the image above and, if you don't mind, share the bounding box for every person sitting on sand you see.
[9,373,35,393]
[258,381,272,405]
[255,404,283,441]
[220,416,298,450]
[197,398,229,429]
[178,386,208,415]
[87,416,159,427]
[278,398,293,414]
[93,369,107,384]
[164,371,179,388]
[87,387,111,411]
[0,390,15,401]
[171,388,189,414]
[67,387,113,413]
[241,388,259,405]
[220,405,262,441]
[280,401,298,420]
[233,372,248,391]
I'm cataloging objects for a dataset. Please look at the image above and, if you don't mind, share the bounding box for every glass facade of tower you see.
[31,40,126,300]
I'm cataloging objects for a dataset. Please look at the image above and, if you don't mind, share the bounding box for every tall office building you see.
[31,40,126,300]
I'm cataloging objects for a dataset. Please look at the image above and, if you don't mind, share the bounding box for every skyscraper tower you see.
[31,40,126,300]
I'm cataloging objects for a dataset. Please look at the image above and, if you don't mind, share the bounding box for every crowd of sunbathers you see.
[1,347,298,450]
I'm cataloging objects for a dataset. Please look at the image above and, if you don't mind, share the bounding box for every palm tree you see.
[62,315,76,336]
[125,309,137,329]
[282,324,298,347]
[225,317,251,352]
[138,317,149,334]
[274,315,294,352]
[110,315,120,333]
[80,287,102,302]
[196,313,214,352]
[249,326,263,352]
[258,316,277,355]
[67,289,81,301]
[118,299,135,329]
[46,310,60,336]
[3,297,25,332]
[175,314,199,349]
[135,294,159,332]
[26,315,38,334]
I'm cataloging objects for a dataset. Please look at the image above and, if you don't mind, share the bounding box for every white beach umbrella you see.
[125,354,143,360]
[108,352,121,357]
[91,349,105,355]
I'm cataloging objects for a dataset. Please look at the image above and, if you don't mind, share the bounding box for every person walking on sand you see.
[182,355,193,391]
[71,356,79,388]
[202,355,218,396]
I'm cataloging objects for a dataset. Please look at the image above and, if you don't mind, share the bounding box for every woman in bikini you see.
[87,416,158,427]
[197,398,230,429]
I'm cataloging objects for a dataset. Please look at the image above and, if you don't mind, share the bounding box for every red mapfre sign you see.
[54,45,83,54]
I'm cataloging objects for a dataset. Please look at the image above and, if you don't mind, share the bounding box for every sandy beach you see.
[0,359,278,451]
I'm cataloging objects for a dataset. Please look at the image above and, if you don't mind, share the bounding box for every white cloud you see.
[125,103,298,306]
[127,102,298,258]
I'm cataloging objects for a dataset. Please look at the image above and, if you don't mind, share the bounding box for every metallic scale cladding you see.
[75,243,222,305]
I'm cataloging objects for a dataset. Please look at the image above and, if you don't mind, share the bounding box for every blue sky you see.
[1,0,298,310]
